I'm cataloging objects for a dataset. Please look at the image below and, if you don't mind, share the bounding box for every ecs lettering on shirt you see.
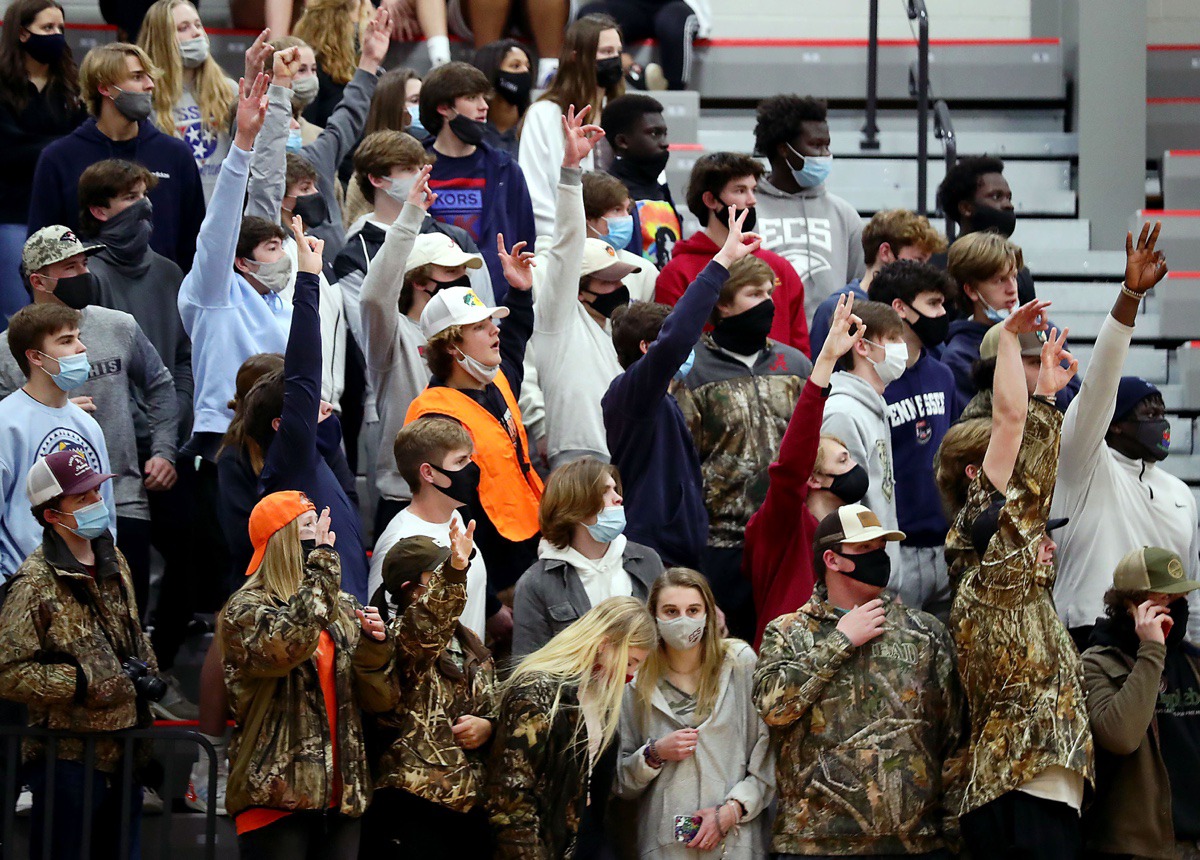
[757,215,836,281]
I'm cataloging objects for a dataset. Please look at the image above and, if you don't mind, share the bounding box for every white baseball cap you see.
[580,238,641,281]
[419,286,509,339]
[815,503,906,550]
[404,233,484,275]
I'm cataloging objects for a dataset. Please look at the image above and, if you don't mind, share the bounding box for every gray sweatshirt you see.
[0,306,177,521]
[754,177,865,321]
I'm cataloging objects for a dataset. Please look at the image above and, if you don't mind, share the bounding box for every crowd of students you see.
[0,1,1197,858]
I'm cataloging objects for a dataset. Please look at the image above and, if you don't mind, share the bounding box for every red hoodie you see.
[743,379,827,647]
[655,231,811,357]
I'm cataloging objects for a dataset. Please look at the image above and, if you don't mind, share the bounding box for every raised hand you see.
[1034,326,1078,398]
[448,517,475,570]
[711,206,762,269]
[406,164,437,211]
[290,215,324,274]
[1125,221,1168,293]
[496,233,536,291]
[356,606,387,641]
[835,598,887,647]
[233,73,270,151]
[272,45,301,87]
[821,293,866,362]
[1131,600,1172,644]
[315,506,336,548]
[1001,298,1051,336]
[561,104,605,169]
[244,28,273,82]
[359,5,392,73]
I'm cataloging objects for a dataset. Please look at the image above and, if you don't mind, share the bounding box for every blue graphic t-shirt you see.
[174,85,233,204]
[428,149,486,242]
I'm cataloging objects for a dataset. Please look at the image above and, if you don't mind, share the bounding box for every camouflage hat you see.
[979,324,1046,361]
[381,535,451,596]
[1112,546,1199,595]
[21,226,103,275]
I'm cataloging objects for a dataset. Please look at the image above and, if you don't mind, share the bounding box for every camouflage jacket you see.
[371,560,497,811]
[486,673,591,860]
[947,399,1094,814]
[753,587,963,856]
[221,547,397,819]
[0,530,155,772]
[674,335,811,547]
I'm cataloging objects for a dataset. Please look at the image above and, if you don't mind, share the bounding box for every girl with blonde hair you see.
[137,0,236,201]
[618,568,774,857]
[293,0,373,126]
[487,595,656,858]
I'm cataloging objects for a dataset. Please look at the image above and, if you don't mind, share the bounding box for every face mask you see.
[583,284,630,319]
[674,348,695,382]
[970,204,1017,238]
[787,145,833,188]
[585,506,625,543]
[429,460,481,506]
[110,87,153,122]
[595,56,624,89]
[455,351,499,384]
[907,306,949,348]
[712,199,756,234]
[969,496,1004,557]
[300,538,317,558]
[292,192,329,227]
[657,614,706,651]
[39,350,91,391]
[407,104,427,137]
[286,128,303,154]
[384,174,417,204]
[834,547,891,588]
[865,339,908,385]
[825,463,868,504]
[429,273,473,295]
[55,499,110,540]
[1168,599,1189,648]
[1128,418,1171,462]
[98,197,154,266]
[40,272,97,310]
[247,255,293,293]
[21,31,67,65]
[980,298,1011,324]
[291,75,320,107]
[178,35,210,69]
[496,70,532,107]
[448,112,485,147]
[712,299,774,355]
[597,215,634,251]
[623,149,671,184]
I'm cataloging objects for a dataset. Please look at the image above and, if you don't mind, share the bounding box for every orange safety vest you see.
[404,370,543,541]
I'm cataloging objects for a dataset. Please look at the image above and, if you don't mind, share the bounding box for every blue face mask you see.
[39,350,90,392]
[787,144,833,188]
[674,348,695,381]
[585,506,626,543]
[286,128,303,154]
[407,104,427,137]
[981,298,1010,324]
[599,215,634,251]
[56,499,110,540]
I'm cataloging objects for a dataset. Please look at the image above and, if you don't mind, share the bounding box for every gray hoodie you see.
[754,177,865,321]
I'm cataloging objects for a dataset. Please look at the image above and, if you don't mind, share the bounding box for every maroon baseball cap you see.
[26,449,115,507]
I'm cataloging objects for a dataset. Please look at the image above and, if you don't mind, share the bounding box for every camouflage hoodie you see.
[371,559,497,811]
[221,547,397,819]
[0,530,155,772]
[753,587,963,856]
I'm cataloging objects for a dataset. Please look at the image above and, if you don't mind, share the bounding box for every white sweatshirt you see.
[1051,313,1200,637]
[518,101,594,241]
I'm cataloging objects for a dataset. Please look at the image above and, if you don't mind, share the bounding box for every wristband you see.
[644,738,664,769]
[1120,284,1145,301]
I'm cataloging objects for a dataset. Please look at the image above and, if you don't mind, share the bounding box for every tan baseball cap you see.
[979,324,1047,361]
[1112,546,1199,595]
[580,238,641,281]
[815,504,906,549]
[404,233,484,275]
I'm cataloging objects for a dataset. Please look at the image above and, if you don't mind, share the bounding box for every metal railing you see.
[1,726,218,860]
[861,0,882,151]
[906,0,931,215]
[933,99,958,241]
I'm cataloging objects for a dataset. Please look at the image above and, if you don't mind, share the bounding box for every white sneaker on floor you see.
[645,63,668,91]
[184,751,227,816]
[141,786,164,815]
[149,672,199,722]
[15,785,31,817]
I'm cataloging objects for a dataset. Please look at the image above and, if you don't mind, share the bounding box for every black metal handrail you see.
[906,0,930,215]
[933,99,957,241]
[861,0,881,151]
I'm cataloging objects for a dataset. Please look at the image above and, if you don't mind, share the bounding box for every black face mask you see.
[429,460,481,506]
[969,203,1017,238]
[624,149,670,184]
[49,272,98,310]
[595,56,624,89]
[835,547,891,588]
[429,273,473,295]
[98,197,154,267]
[712,299,774,355]
[300,538,317,558]
[907,306,950,349]
[448,113,486,147]
[583,284,630,319]
[1168,599,1189,648]
[22,31,67,65]
[292,193,329,228]
[826,463,869,504]
[712,199,756,234]
[969,496,1004,557]
[1126,418,1171,462]
[496,70,532,108]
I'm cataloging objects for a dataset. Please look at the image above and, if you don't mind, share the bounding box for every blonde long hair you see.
[243,518,306,603]
[138,0,235,136]
[294,0,368,86]
[506,596,656,752]
[637,568,733,724]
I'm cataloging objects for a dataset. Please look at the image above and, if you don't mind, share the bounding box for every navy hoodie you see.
[943,316,1080,408]
[28,118,204,270]
[603,260,728,569]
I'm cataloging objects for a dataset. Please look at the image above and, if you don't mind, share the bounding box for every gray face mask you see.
[111,87,153,122]
[178,35,210,69]
[247,254,293,294]
[383,174,417,203]
[291,75,319,108]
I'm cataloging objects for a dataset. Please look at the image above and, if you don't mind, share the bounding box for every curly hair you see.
[684,152,764,226]
[600,94,664,148]
[862,209,947,265]
[753,94,827,158]
[936,156,1006,225]
[294,0,367,85]
[867,259,958,308]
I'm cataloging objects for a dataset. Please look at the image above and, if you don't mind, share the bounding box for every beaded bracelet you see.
[1121,284,1145,301]
[643,738,664,769]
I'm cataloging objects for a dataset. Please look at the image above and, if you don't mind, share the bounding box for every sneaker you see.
[149,672,200,722]
[184,751,227,816]
[141,786,165,816]
[624,63,647,91]
[644,63,668,91]
[15,785,31,817]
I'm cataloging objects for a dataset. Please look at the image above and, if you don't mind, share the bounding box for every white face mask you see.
[247,254,294,294]
[455,351,498,384]
[865,339,908,385]
[657,614,706,651]
[178,34,210,69]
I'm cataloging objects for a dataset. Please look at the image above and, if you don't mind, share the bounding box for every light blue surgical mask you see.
[286,127,303,154]
[407,105,427,138]
[674,348,695,381]
[39,350,90,392]
[787,144,833,188]
[55,499,110,539]
[585,506,626,543]
[599,215,634,251]
[981,298,1010,324]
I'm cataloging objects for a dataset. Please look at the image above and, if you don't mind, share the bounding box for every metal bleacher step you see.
[1025,249,1127,280]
